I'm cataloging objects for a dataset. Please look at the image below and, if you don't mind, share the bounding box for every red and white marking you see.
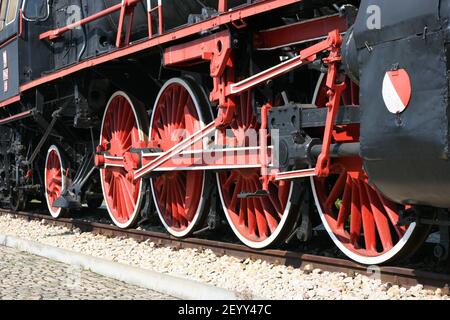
[382,69,412,114]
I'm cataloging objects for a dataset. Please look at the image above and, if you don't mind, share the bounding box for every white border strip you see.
[0,234,242,300]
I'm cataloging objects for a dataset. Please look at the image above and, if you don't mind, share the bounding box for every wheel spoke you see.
[184,172,201,221]
[239,188,248,228]
[246,194,258,237]
[325,170,346,211]
[268,186,283,214]
[250,179,278,234]
[358,180,377,253]
[246,92,253,128]
[174,176,189,222]
[277,181,290,212]
[349,179,362,246]
[336,176,352,230]
[378,194,406,236]
[365,184,394,251]
[224,171,238,190]
[230,177,242,211]
[120,176,136,217]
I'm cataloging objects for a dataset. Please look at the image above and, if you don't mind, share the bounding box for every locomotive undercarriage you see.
[2,0,450,266]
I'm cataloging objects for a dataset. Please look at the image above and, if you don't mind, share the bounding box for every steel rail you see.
[0,208,448,291]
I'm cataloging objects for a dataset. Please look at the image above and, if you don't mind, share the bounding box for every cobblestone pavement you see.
[0,246,175,300]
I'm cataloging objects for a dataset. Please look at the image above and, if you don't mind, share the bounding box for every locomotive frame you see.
[0,0,447,266]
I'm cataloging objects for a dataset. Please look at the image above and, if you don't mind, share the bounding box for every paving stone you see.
[0,246,174,300]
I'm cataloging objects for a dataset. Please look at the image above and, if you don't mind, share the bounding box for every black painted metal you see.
[347,0,450,208]
[269,103,360,170]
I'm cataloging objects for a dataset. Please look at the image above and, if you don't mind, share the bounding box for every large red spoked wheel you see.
[310,75,429,265]
[100,91,147,228]
[216,91,301,249]
[44,145,67,218]
[149,77,212,237]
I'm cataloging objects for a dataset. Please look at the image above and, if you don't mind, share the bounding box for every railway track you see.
[0,208,449,292]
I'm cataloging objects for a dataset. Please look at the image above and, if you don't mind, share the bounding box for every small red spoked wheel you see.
[310,75,429,264]
[216,91,301,249]
[100,91,147,228]
[149,77,212,237]
[44,145,67,218]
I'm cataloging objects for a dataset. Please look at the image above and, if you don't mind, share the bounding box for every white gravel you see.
[0,214,447,300]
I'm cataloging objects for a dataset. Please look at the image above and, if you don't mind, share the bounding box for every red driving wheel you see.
[311,75,429,264]
[217,91,301,249]
[149,77,212,237]
[44,145,67,218]
[100,91,147,228]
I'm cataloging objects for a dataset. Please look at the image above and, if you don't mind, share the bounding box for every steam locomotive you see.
[1,0,448,265]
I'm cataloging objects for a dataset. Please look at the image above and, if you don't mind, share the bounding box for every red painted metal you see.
[259,103,272,192]
[101,147,265,171]
[134,121,216,180]
[124,8,134,47]
[116,0,140,48]
[315,76,359,144]
[0,110,32,124]
[11,0,303,106]
[136,30,344,182]
[164,30,232,77]
[270,30,345,180]
[0,35,18,49]
[218,0,228,13]
[116,1,127,47]
[164,30,235,125]
[158,3,163,34]
[228,56,307,96]
[147,2,163,38]
[275,168,317,180]
[254,14,347,50]
[0,95,20,108]
[19,9,23,38]
[228,31,341,97]
[314,42,346,177]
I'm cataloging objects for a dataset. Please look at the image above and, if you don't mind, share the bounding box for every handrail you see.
[39,2,121,40]
[39,0,142,41]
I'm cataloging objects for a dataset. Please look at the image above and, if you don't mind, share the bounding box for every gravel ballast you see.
[0,214,447,300]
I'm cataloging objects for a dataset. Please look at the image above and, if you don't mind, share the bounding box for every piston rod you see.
[311,142,360,158]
